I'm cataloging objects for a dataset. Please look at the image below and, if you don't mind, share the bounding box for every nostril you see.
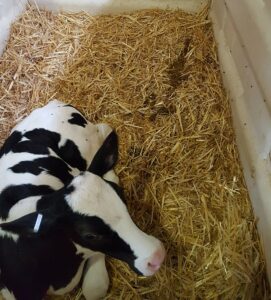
[147,262,161,271]
[147,246,166,272]
[147,262,156,268]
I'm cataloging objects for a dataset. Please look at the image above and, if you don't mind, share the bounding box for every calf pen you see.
[0,2,269,299]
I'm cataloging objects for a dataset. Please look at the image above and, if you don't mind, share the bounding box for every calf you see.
[0,100,165,300]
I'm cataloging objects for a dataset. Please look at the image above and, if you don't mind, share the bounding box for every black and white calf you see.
[0,100,165,300]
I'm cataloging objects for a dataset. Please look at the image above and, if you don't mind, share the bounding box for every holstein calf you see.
[0,100,165,300]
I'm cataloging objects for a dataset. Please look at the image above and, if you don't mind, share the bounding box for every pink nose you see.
[147,245,166,273]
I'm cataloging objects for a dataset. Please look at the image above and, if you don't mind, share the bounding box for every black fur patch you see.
[59,140,87,171]
[10,157,73,184]
[0,131,22,158]
[10,161,41,175]
[24,129,87,171]
[24,128,61,151]
[13,141,50,155]
[68,113,87,128]
[0,184,55,220]
[0,232,83,299]
[88,131,118,176]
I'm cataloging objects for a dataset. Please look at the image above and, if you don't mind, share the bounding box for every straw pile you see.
[0,3,269,299]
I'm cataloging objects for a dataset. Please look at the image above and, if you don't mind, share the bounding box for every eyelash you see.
[84,233,102,240]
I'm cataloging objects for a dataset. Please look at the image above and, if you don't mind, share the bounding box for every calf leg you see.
[82,254,109,300]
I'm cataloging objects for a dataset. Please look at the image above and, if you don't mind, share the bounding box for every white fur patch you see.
[0,228,18,243]
[66,173,124,226]
[103,170,119,184]
[7,196,40,222]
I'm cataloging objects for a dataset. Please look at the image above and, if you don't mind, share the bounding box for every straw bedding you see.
[0,3,269,299]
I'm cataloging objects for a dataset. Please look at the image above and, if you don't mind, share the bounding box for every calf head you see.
[0,131,165,276]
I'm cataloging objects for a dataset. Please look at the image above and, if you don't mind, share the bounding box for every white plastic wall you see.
[211,0,271,281]
[0,0,27,55]
[33,0,207,14]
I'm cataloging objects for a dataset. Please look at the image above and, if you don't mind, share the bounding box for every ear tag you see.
[33,214,43,233]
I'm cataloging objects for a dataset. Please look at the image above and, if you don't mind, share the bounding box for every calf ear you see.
[0,210,59,237]
[88,131,118,176]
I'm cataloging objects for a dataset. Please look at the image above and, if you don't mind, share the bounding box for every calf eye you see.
[84,233,103,240]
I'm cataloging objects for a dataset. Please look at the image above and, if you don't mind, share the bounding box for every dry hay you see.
[0,3,270,300]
